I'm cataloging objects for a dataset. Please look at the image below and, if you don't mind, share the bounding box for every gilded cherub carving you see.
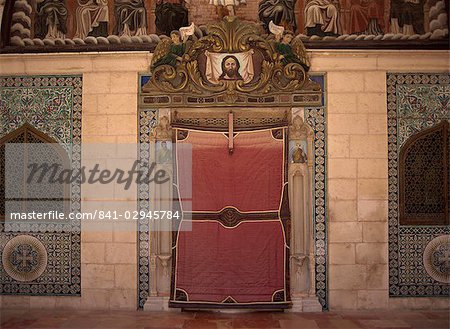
[269,21,310,71]
[151,23,195,70]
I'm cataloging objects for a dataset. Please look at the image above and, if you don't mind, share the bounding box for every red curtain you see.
[173,128,288,306]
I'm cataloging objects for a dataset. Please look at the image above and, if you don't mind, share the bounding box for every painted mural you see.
[0,0,448,51]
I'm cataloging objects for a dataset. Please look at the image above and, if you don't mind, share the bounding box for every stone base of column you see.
[143,296,179,312]
[289,296,323,312]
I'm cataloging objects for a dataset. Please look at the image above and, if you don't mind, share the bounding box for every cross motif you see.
[17,247,34,268]
[437,248,450,269]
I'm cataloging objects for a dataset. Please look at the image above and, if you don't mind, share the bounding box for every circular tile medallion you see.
[423,234,450,284]
[2,235,48,282]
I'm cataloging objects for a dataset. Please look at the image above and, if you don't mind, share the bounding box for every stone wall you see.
[311,51,449,310]
[0,50,449,310]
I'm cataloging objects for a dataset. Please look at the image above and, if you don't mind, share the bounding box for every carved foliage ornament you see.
[143,17,319,103]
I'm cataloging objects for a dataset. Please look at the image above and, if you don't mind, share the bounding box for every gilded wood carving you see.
[141,17,321,107]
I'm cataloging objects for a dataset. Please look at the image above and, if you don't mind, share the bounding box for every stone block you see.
[327,93,358,113]
[363,222,388,243]
[329,290,357,310]
[111,72,138,94]
[368,114,387,134]
[357,93,386,114]
[109,290,137,310]
[82,264,115,289]
[357,290,388,309]
[366,264,388,290]
[329,243,355,264]
[29,297,56,309]
[98,94,137,115]
[357,159,388,178]
[107,115,137,136]
[81,243,105,264]
[329,222,362,243]
[350,135,387,158]
[364,71,386,92]
[358,200,388,222]
[55,296,82,309]
[82,115,108,136]
[329,135,350,158]
[329,179,357,201]
[329,159,357,179]
[82,94,98,114]
[329,200,358,221]
[311,55,377,72]
[355,243,387,264]
[83,73,111,94]
[81,230,113,242]
[328,72,365,92]
[92,54,149,72]
[329,265,366,290]
[115,265,137,289]
[0,58,26,74]
[357,179,388,200]
[2,296,31,309]
[79,289,110,309]
[105,243,136,264]
[328,114,368,135]
[24,57,93,74]
[377,52,449,70]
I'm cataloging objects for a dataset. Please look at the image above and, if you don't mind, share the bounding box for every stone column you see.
[144,110,176,311]
[288,113,322,312]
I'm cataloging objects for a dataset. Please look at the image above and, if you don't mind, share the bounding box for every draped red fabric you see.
[177,130,284,212]
[173,128,287,306]
[176,220,285,303]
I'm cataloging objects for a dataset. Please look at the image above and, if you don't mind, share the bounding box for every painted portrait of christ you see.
[219,55,243,81]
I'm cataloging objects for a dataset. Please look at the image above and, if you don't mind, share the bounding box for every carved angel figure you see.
[270,22,310,71]
[151,23,195,70]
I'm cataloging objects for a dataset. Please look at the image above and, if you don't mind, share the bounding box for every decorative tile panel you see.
[0,75,81,296]
[387,73,450,297]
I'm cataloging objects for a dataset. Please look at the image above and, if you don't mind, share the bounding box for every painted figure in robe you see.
[35,0,68,39]
[259,0,297,32]
[304,0,340,36]
[74,0,109,39]
[114,0,148,36]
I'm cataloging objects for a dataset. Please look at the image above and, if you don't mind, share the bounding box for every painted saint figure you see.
[155,0,189,36]
[219,56,243,81]
[258,0,296,32]
[151,31,188,69]
[35,0,68,39]
[349,0,385,35]
[157,141,172,164]
[292,144,307,163]
[304,0,340,36]
[114,0,148,36]
[74,0,109,39]
[210,0,246,18]
[390,0,426,35]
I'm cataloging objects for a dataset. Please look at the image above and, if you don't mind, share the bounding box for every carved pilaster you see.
[288,112,322,312]
[144,111,174,311]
